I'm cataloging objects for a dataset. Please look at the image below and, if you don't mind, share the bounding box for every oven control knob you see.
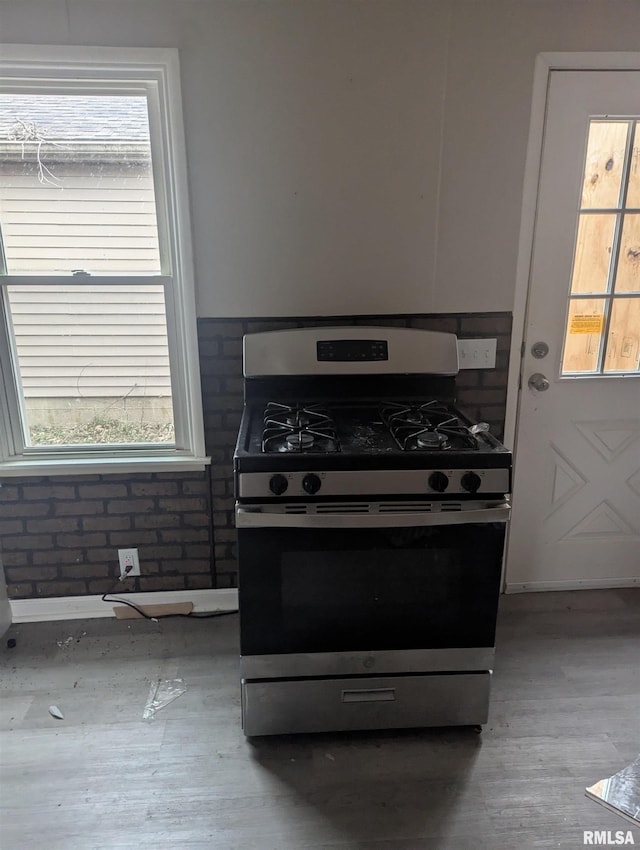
[269,474,289,496]
[461,471,482,494]
[428,471,449,493]
[302,473,322,495]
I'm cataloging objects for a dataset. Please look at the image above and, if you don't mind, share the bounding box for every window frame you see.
[0,44,208,476]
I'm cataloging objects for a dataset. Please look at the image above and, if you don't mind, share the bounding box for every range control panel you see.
[239,468,511,500]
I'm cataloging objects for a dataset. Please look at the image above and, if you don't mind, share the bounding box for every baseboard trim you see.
[505,578,640,593]
[10,588,239,623]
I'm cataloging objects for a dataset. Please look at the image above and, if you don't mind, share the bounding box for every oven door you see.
[235,500,509,674]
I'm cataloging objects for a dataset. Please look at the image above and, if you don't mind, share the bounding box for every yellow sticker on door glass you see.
[569,314,604,334]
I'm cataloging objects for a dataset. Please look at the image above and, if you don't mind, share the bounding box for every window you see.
[0,46,207,474]
[561,118,640,375]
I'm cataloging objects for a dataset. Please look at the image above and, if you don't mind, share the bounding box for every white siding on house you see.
[1,160,170,400]
[8,285,171,398]
[0,163,161,274]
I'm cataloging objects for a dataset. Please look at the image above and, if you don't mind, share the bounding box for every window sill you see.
[0,454,211,478]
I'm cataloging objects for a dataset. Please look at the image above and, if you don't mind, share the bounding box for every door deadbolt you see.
[531,341,549,359]
[528,373,550,392]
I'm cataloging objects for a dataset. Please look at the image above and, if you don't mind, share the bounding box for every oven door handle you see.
[235,504,511,528]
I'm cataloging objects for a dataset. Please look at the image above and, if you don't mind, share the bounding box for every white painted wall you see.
[1,0,639,318]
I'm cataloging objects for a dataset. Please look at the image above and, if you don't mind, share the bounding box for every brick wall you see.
[199,312,512,589]
[1,311,511,600]
[1,471,212,599]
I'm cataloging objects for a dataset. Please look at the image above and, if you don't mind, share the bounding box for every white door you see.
[506,70,640,591]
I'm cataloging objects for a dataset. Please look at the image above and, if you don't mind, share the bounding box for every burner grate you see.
[380,400,479,452]
[262,402,340,453]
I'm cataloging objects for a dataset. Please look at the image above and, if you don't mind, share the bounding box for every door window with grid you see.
[561,119,640,375]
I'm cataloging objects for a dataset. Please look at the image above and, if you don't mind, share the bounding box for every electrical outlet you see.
[457,338,497,369]
[118,548,140,578]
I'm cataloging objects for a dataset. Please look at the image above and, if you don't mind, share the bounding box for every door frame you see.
[503,52,640,589]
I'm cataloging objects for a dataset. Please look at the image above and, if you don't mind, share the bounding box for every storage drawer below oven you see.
[241,672,491,737]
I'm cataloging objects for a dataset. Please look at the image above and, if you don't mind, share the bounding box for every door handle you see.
[342,688,396,703]
[235,503,511,528]
[528,373,550,392]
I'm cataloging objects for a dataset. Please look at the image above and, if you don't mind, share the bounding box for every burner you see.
[405,409,427,424]
[417,431,448,449]
[285,432,315,451]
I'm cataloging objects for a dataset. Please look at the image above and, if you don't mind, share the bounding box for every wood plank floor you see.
[1,589,639,849]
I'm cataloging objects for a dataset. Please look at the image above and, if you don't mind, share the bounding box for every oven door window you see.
[238,523,506,656]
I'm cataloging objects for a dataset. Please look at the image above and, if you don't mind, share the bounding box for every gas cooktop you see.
[235,398,510,473]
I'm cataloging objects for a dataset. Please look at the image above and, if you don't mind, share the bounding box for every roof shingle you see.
[0,94,150,142]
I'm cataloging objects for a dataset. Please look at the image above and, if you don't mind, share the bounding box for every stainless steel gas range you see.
[233,327,511,737]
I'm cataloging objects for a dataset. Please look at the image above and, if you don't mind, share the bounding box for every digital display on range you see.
[317,340,388,362]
